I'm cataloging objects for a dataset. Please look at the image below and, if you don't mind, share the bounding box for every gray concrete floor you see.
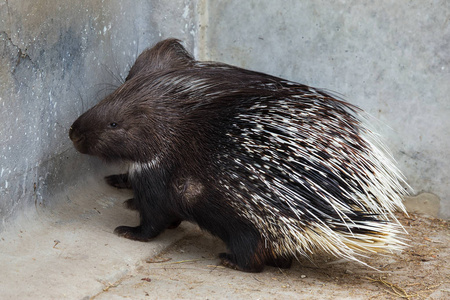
[1,176,449,299]
[0,175,187,299]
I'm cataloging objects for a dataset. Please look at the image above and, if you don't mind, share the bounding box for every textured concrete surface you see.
[404,193,441,218]
[0,1,449,299]
[89,213,450,300]
[199,0,450,219]
[2,202,449,299]
[0,171,190,299]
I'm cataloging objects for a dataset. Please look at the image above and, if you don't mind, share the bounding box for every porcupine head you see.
[69,39,409,272]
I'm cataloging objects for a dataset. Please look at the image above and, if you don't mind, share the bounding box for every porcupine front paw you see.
[105,174,132,189]
[114,226,156,242]
[219,253,264,273]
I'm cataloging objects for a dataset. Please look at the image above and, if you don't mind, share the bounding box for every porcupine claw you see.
[114,225,154,242]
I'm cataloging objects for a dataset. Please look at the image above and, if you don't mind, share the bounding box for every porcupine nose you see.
[69,118,83,141]
[68,125,79,142]
[69,122,87,153]
[69,126,74,139]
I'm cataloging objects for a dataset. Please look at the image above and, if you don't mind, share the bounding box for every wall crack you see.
[0,30,40,72]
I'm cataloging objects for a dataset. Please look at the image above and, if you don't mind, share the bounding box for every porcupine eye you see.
[109,122,118,128]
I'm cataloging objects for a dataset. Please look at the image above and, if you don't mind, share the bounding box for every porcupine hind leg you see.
[219,236,292,271]
[192,195,266,271]
[218,230,267,272]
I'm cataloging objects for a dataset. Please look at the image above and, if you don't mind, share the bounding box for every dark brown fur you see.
[69,39,386,272]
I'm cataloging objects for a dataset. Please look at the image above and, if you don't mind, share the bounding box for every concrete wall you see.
[1,0,449,230]
[199,0,450,218]
[0,0,198,230]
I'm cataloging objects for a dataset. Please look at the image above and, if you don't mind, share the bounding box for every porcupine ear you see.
[126,38,195,81]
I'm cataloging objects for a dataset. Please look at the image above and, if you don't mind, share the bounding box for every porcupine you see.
[69,39,408,272]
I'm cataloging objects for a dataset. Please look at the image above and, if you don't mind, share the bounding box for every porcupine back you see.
[166,62,409,263]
